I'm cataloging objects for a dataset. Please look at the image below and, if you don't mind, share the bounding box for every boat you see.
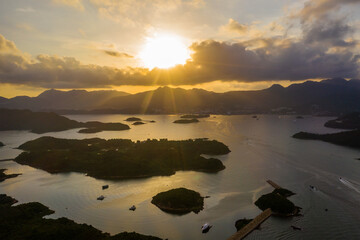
[201,223,212,233]
[309,185,317,191]
[129,205,136,211]
[97,195,105,201]
[102,185,109,190]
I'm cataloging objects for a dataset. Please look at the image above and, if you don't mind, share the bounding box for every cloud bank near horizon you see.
[0,0,359,89]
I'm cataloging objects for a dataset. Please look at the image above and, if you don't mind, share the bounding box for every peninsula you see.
[151,188,204,214]
[324,112,360,129]
[293,130,360,149]
[0,194,162,240]
[0,109,129,134]
[15,137,230,180]
[0,169,21,182]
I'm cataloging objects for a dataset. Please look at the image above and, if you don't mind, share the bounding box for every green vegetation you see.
[325,112,360,129]
[235,218,253,231]
[132,121,145,125]
[255,192,296,215]
[151,188,204,214]
[180,114,210,119]
[78,121,130,133]
[0,109,130,134]
[125,117,142,121]
[0,141,4,147]
[173,119,199,124]
[0,194,162,240]
[293,130,360,149]
[15,137,230,180]
[0,169,21,182]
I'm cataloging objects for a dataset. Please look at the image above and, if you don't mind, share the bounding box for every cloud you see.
[223,18,248,34]
[0,35,19,53]
[298,0,360,22]
[103,50,134,58]
[52,0,84,11]
[1,0,360,89]
[15,7,35,13]
[88,0,204,24]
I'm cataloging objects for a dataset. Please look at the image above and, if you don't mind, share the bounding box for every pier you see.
[227,208,272,240]
[227,180,285,240]
[266,180,281,189]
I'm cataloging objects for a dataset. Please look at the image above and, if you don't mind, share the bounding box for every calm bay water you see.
[1,115,360,240]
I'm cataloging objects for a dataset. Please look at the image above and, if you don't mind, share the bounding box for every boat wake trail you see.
[339,177,360,194]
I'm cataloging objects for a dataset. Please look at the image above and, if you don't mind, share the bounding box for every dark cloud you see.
[0,0,360,88]
[103,50,134,58]
[303,17,356,47]
[299,0,360,22]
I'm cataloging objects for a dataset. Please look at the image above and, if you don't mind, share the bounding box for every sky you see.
[0,0,360,98]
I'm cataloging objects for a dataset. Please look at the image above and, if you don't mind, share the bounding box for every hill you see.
[0,89,128,111]
[0,109,129,133]
[1,78,360,114]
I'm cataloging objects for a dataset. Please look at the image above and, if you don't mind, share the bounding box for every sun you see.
[139,34,191,69]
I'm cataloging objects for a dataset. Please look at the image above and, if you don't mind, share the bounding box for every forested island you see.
[180,114,210,119]
[151,188,204,214]
[255,188,297,216]
[0,169,21,182]
[173,119,199,124]
[293,130,360,149]
[125,117,142,121]
[0,109,129,134]
[235,218,253,231]
[0,194,162,240]
[324,112,360,129]
[78,121,130,133]
[14,137,230,180]
[132,121,145,125]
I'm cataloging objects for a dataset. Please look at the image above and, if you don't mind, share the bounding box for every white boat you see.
[97,195,105,201]
[201,223,212,233]
[129,205,136,211]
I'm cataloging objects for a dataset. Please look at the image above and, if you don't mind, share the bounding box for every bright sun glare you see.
[139,34,191,69]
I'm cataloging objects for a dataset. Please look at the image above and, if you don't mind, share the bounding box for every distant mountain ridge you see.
[1,78,360,114]
[0,89,129,111]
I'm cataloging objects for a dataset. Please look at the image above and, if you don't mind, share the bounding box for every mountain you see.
[1,78,360,114]
[100,78,360,114]
[0,89,129,111]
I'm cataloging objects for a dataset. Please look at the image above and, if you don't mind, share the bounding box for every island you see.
[14,137,230,180]
[0,169,21,182]
[0,141,4,147]
[132,121,145,125]
[78,121,130,133]
[255,189,297,216]
[235,218,253,231]
[293,130,360,149]
[180,114,210,119]
[0,109,130,134]
[0,194,162,240]
[151,188,204,214]
[324,112,360,129]
[173,119,199,124]
[125,117,142,122]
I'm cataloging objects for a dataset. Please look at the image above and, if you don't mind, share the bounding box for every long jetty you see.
[227,180,283,240]
[227,208,272,240]
[266,180,281,189]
